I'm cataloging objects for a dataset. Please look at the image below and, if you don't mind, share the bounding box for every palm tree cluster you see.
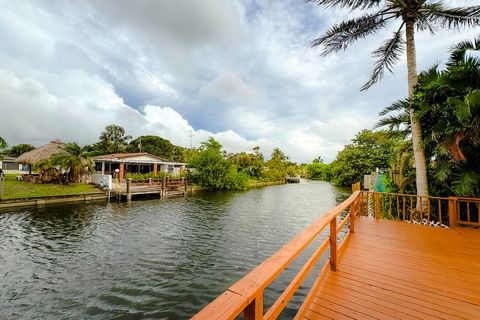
[309,0,480,197]
[378,38,480,196]
[52,143,95,183]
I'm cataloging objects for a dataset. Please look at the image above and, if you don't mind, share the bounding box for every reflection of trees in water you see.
[334,185,351,204]
[25,203,99,241]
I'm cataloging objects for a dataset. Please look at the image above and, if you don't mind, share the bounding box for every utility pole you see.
[189,131,194,149]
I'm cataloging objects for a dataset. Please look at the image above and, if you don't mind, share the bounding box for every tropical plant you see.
[229,147,265,180]
[307,161,332,181]
[187,138,249,190]
[0,137,6,161]
[33,159,60,183]
[52,143,95,183]
[330,130,398,186]
[0,137,7,149]
[308,0,480,197]
[97,124,132,154]
[378,37,480,196]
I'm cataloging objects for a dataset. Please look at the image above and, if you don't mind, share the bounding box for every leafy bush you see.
[187,138,249,190]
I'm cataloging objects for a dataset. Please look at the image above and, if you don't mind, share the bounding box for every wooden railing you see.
[192,191,362,320]
[193,188,479,320]
[361,191,480,227]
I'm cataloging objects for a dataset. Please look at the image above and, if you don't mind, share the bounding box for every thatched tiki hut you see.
[17,139,66,182]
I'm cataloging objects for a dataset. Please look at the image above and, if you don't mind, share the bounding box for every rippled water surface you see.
[0,181,349,319]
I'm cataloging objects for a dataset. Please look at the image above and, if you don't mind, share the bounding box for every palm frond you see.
[361,23,405,91]
[423,4,480,29]
[378,99,409,116]
[415,14,436,34]
[448,36,480,66]
[312,13,391,55]
[451,171,480,197]
[306,0,381,10]
[375,112,410,130]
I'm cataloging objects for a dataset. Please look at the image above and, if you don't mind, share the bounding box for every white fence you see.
[90,174,112,190]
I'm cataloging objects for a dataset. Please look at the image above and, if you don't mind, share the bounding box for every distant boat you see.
[285,176,300,183]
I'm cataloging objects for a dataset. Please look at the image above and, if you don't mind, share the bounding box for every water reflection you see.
[0,181,348,319]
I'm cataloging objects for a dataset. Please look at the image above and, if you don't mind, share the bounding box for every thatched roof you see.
[17,139,66,164]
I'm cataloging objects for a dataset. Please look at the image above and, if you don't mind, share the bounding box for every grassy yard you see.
[1,174,100,200]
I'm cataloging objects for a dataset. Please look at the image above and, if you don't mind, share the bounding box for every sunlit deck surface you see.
[302,217,480,320]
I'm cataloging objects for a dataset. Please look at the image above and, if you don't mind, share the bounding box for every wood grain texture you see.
[299,217,480,320]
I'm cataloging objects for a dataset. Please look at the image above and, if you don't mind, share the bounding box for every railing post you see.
[350,202,355,234]
[126,178,132,202]
[330,218,337,271]
[448,197,458,228]
[374,193,380,220]
[358,191,363,216]
[244,293,263,320]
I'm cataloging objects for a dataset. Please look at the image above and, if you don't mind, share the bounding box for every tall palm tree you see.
[52,143,95,183]
[378,37,480,196]
[308,0,480,197]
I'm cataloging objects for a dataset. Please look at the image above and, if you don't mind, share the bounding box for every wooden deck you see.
[112,178,187,201]
[302,217,480,320]
[192,191,480,320]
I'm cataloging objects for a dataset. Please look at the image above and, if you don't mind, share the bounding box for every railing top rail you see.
[363,190,451,201]
[364,191,480,203]
[192,191,361,319]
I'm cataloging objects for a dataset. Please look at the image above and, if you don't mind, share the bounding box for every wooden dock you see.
[301,217,480,320]
[192,191,480,320]
[112,178,187,201]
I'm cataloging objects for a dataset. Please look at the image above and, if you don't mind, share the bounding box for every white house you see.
[0,156,29,174]
[92,153,186,182]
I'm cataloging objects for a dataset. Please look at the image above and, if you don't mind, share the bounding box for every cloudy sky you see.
[0,0,478,162]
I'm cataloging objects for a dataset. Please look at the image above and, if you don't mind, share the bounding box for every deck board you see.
[300,217,480,320]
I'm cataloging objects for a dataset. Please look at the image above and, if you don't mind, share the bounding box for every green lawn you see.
[1,174,101,199]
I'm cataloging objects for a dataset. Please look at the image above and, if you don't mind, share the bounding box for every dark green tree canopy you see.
[187,138,248,190]
[5,144,35,157]
[330,129,397,186]
[127,135,186,162]
[97,124,132,154]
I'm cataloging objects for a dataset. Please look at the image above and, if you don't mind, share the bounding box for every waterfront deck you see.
[112,178,187,201]
[193,191,480,320]
[302,217,480,320]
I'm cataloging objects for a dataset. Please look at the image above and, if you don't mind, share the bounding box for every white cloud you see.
[0,69,275,158]
[0,0,479,163]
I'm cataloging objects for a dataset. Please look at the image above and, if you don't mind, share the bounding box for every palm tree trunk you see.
[405,20,429,199]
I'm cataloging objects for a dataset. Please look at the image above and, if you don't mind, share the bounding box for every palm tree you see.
[308,0,480,197]
[33,159,60,183]
[52,143,95,183]
[378,37,480,196]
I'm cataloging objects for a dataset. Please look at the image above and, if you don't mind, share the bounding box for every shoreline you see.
[0,191,109,209]
[0,181,287,210]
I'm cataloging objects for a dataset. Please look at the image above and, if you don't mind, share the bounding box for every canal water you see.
[0,180,349,319]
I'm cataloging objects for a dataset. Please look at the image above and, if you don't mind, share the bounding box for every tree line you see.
[0,125,298,189]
